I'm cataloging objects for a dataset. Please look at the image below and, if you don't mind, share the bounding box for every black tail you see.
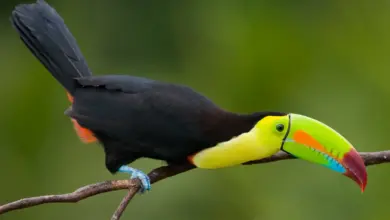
[10,0,92,95]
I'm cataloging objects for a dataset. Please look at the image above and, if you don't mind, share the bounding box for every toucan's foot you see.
[118,165,151,193]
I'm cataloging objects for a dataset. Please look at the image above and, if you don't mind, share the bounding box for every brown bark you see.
[0,150,389,219]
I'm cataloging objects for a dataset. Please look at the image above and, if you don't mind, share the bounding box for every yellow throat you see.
[190,116,283,169]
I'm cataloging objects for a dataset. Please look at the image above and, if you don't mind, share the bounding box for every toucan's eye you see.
[276,124,284,132]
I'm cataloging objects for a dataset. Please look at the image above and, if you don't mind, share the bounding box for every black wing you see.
[69,75,228,161]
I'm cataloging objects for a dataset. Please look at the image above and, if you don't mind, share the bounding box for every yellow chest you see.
[190,129,280,169]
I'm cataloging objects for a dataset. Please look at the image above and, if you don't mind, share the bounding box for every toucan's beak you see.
[281,114,367,192]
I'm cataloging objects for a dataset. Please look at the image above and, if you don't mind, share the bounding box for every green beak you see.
[281,114,367,191]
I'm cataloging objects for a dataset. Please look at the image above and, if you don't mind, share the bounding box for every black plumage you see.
[11,0,285,173]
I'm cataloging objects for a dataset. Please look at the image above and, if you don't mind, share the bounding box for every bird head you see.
[255,113,367,191]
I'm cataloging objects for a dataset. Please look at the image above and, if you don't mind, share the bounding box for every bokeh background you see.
[1,0,390,219]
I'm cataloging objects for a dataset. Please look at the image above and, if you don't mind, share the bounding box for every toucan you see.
[10,0,367,192]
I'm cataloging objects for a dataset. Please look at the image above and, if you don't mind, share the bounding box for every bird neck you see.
[189,125,278,169]
[189,111,284,169]
[203,111,268,143]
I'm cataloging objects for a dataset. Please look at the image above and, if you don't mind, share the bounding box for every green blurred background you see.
[1,0,390,219]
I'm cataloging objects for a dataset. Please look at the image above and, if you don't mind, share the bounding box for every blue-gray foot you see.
[118,166,151,193]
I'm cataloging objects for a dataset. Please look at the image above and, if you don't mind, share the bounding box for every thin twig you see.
[0,150,389,219]
[111,183,141,220]
[109,164,195,219]
[0,164,194,216]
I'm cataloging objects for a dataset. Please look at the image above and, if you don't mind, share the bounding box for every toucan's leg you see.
[118,166,151,193]
[103,145,150,192]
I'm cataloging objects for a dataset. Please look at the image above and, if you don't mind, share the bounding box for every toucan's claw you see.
[118,165,151,193]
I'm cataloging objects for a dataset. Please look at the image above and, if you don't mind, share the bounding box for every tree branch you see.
[111,184,140,220]
[1,150,389,219]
